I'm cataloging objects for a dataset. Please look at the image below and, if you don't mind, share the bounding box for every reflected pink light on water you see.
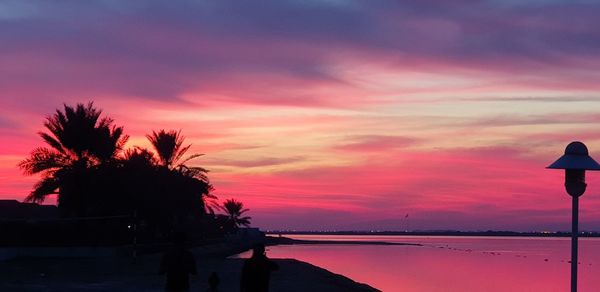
[237,235,600,291]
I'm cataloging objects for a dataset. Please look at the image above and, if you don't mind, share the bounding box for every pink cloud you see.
[334,135,417,152]
[205,145,600,230]
[3,0,600,232]
[206,156,305,168]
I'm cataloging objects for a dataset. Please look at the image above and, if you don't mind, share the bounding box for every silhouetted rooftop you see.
[0,200,58,220]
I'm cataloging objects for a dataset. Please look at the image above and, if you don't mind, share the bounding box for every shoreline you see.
[0,233,390,291]
[0,249,380,291]
[266,235,422,246]
[270,258,380,291]
[268,230,600,237]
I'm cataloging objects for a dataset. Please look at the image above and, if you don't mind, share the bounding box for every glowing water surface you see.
[236,235,600,291]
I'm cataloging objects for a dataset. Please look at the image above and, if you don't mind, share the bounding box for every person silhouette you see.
[240,243,279,292]
[207,271,220,291]
[159,232,197,292]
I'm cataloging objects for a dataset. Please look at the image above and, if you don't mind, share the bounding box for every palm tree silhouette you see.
[147,129,209,179]
[146,130,213,222]
[18,102,127,216]
[220,199,251,229]
[123,147,157,168]
[19,103,219,236]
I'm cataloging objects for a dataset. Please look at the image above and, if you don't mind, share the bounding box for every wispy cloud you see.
[3,0,600,106]
[457,96,600,103]
[206,156,305,168]
[334,135,417,152]
[3,0,600,230]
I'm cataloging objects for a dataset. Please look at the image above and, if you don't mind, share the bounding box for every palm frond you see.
[179,153,204,166]
[147,130,176,167]
[124,147,155,162]
[24,175,60,203]
[147,129,197,169]
[93,123,129,162]
[203,193,219,215]
[172,144,191,166]
[177,165,210,181]
[38,132,65,154]
[237,217,251,227]
[113,126,129,151]
[18,147,70,175]
[220,198,251,227]
[41,102,108,158]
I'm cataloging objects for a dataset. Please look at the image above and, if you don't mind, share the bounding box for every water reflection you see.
[236,235,600,291]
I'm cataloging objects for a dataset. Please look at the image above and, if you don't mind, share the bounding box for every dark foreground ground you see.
[0,254,379,292]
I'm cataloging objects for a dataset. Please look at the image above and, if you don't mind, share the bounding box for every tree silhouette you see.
[123,147,157,168]
[220,199,251,229]
[18,102,127,216]
[146,130,202,169]
[146,130,212,220]
[147,129,209,182]
[19,103,224,241]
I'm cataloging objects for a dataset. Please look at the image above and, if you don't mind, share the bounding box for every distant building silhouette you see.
[0,200,58,220]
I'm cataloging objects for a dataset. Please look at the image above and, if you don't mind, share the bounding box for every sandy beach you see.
[0,253,379,292]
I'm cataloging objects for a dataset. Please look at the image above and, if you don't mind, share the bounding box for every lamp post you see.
[547,141,600,292]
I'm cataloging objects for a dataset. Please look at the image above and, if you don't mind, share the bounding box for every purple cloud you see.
[3,0,600,109]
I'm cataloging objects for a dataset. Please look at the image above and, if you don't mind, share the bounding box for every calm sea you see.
[236,235,600,292]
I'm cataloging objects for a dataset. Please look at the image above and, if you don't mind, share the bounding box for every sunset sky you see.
[2,0,600,231]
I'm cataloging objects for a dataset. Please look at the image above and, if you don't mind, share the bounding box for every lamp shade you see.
[547,141,600,170]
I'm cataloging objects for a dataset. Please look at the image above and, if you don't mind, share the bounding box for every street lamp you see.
[547,141,600,292]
